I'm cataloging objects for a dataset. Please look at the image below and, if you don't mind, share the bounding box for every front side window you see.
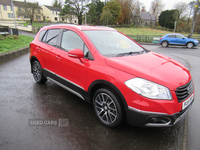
[44,29,60,46]
[176,35,185,39]
[61,30,84,51]
[83,31,144,57]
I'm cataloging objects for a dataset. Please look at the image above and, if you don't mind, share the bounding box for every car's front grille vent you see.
[175,80,194,103]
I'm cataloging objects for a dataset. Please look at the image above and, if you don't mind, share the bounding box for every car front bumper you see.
[126,100,194,127]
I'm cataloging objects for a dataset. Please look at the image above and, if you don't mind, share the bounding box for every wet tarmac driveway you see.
[0,53,185,150]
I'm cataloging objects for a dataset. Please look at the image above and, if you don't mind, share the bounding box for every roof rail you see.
[44,24,81,30]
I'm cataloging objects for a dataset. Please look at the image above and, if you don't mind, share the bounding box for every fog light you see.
[149,117,171,124]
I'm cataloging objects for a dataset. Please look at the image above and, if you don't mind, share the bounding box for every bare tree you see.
[173,2,189,19]
[150,0,164,19]
[17,2,42,25]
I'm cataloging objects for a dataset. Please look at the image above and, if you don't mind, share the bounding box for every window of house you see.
[18,7,21,11]
[37,9,40,14]
[52,11,54,15]
[36,16,41,20]
[44,29,60,47]
[10,6,13,11]
[8,13,14,18]
[3,5,7,11]
[55,17,58,21]
[24,15,30,19]
[56,12,57,15]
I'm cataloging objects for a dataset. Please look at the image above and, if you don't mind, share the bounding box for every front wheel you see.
[32,61,47,84]
[187,42,194,48]
[162,41,168,47]
[93,88,124,127]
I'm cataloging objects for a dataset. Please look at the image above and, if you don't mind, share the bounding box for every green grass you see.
[20,22,50,27]
[0,35,34,54]
[115,27,199,37]
[115,28,173,36]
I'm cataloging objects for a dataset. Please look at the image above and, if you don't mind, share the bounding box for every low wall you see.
[0,46,29,64]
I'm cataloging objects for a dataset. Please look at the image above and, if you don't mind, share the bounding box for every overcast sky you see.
[21,0,192,11]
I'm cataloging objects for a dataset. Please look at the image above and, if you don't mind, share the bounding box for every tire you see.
[162,41,168,47]
[32,61,47,84]
[93,88,124,127]
[187,42,194,48]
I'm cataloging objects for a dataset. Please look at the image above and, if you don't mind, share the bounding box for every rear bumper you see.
[126,100,193,127]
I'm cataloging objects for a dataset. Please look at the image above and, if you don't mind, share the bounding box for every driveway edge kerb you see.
[0,46,29,64]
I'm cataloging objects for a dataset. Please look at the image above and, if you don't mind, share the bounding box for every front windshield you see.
[83,30,144,57]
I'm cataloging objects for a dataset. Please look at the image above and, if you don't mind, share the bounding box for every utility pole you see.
[10,0,17,29]
[85,0,87,25]
[190,0,199,38]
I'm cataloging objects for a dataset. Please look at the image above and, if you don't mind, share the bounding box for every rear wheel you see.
[187,42,194,48]
[162,41,168,47]
[32,61,47,84]
[93,88,124,127]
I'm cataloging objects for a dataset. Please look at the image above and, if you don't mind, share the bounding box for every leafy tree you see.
[86,3,98,24]
[100,8,112,25]
[150,0,164,19]
[195,13,200,32]
[53,0,62,8]
[61,0,88,25]
[159,9,179,29]
[94,0,105,24]
[100,1,121,25]
[116,0,137,24]
[17,2,42,25]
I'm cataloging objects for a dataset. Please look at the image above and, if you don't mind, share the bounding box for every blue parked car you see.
[159,33,199,48]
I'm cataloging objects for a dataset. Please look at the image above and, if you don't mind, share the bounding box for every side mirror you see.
[68,49,84,58]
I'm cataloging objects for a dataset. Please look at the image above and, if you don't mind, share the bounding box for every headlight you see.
[125,78,172,100]
[194,40,199,43]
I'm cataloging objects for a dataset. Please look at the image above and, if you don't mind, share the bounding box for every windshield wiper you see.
[117,51,144,57]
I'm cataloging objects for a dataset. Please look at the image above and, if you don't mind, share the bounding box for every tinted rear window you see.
[45,29,60,47]
[39,30,46,41]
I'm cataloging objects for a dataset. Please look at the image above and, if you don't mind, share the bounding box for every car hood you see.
[105,52,191,90]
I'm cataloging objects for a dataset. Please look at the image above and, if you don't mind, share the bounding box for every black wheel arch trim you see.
[30,56,40,73]
[88,80,128,110]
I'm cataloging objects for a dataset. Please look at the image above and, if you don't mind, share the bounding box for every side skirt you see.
[43,68,90,103]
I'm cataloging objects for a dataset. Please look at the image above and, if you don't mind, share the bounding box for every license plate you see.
[182,94,194,110]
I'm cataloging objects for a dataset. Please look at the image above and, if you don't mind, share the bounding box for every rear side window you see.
[39,30,46,41]
[44,29,60,47]
[167,35,176,38]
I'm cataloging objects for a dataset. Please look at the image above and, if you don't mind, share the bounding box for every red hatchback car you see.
[30,24,194,127]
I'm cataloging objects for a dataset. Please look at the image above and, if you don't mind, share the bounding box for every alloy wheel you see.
[94,93,117,124]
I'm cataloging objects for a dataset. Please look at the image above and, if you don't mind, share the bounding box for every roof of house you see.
[0,0,11,5]
[0,0,41,9]
[44,5,62,12]
[132,10,156,21]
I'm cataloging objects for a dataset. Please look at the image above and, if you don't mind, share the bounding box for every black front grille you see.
[175,80,194,103]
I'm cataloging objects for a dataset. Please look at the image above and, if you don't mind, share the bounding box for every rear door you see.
[39,29,61,74]
[167,34,176,44]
